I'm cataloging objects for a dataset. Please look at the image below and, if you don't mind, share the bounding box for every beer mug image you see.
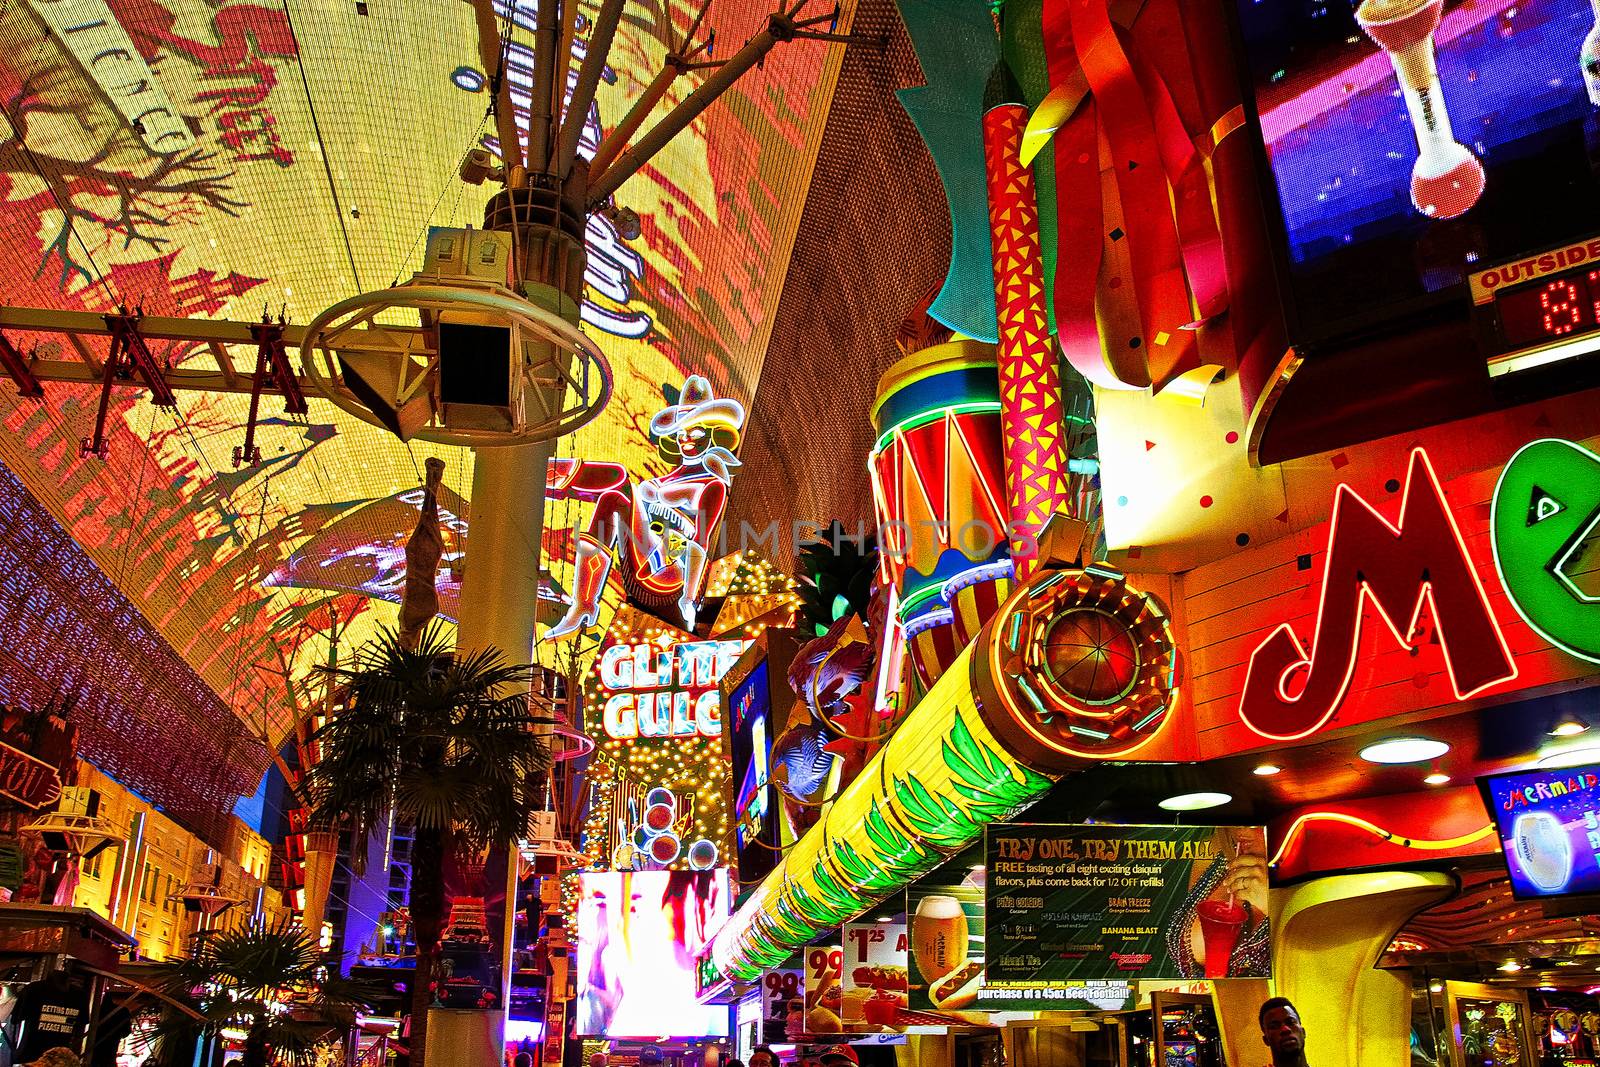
[912,895,969,985]
[1513,811,1574,892]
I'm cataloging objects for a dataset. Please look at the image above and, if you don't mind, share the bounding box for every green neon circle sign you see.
[1491,438,1600,664]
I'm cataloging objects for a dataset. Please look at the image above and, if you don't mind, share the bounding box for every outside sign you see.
[907,845,1019,1012]
[1238,448,1515,741]
[803,939,846,1035]
[0,740,63,809]
[985,824,1270,1010]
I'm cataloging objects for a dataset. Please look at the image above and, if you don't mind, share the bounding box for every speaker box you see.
[439,321,516,432]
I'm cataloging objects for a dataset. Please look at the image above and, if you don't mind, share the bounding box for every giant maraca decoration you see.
[1357,0,1485,219]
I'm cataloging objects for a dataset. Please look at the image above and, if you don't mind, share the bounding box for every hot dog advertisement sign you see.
[905,845,1076,1014]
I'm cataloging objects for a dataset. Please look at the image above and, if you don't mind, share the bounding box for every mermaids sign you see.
[1238,448,1517,740]
[1492,439,1600,663]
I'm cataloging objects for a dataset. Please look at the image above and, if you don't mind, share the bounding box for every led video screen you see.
[0,0,847,772]
[729,659,779,884]
[1234,0,1600,341]
[575,869,730,1038]
[1479,765,1600,899]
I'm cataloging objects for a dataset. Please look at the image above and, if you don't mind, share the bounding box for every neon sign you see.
[597,639,749,740]
[1238,448,1517,741]
[0,740,63,809]
[1492,438,1600,663]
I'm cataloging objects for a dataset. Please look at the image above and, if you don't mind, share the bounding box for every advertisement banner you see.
[840,920,908,1032]
[803,939,846,1035]
[730,658,780,883]
[1480,764,1600,898]
[575,870,730,1038]
[985,825,1271,1009]
[905,845,1146,1014]
[760,968,803,1045]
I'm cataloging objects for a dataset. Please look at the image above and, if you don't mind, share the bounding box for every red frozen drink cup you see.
[1196,899,1246,978]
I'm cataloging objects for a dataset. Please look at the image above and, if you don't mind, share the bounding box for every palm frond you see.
[306,624,551,856]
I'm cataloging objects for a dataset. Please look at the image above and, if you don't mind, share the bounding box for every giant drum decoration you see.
[870,341,1014,691]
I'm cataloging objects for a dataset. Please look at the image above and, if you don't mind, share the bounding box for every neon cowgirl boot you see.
[542,533,611,642]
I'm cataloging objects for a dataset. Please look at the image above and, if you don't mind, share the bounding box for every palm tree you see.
[151,918,370,1067]
[304,623,551,1067]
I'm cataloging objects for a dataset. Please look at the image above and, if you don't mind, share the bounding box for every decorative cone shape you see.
[301,829,339,934]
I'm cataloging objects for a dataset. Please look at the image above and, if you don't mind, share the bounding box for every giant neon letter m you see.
[1239,448,1517,741]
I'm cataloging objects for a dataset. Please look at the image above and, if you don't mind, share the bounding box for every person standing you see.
[9,969,89,1063]
[1259,997,1310,1066]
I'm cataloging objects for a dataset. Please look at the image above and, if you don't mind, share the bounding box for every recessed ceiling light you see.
[1551,715,1591,737]
[1499,960,1523,973]
[1360,737,1450,764]
[876,916,894,923]
[1538,746,1600,769]
[1423,772,1451,786]
[1159,791,1232,812]
[1253,763,1282,776]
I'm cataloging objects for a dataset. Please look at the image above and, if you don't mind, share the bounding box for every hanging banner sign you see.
[0,741,63,809]
[984,824,1271,1010]
[840,920,908,1032]
[802,939,846,1035]
[760,968,803,1045]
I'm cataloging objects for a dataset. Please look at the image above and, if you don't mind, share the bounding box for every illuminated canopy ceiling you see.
[0,0,853,812]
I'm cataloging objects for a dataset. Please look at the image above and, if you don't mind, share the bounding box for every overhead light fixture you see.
[1538,746,1600,769]
[1359,737,1450,764]
[1423,772,1451,786]
[876,916,894,923]
[1428,981,1443,993]
[1253,763,1282,777]
[1159,791,1232,812]
[1550,715,1591,738]
[1499,960,1523,973]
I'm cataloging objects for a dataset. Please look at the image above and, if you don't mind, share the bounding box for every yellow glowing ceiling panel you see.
[0,0,850,758]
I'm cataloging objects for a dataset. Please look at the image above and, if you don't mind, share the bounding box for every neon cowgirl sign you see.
[598,639,750,740]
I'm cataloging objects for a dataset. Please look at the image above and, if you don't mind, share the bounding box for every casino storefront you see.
[694,354,1600,1065]
[687,0,1600,1056]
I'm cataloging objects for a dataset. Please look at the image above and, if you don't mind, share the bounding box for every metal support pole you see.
[587,3,839,207]
[551,0,627,177]
[0,332,42,398]
[528,0,561,172]
[473,0,525,172]
[587,62,678,177]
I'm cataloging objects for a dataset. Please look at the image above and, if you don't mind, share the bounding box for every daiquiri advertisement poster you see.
[984,824,1271,1010]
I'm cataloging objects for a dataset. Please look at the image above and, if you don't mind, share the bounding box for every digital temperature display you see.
[1470,236,1600,374]
[1496,271,1600,350]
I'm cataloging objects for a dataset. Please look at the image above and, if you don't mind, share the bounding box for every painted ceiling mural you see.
[0,0,850,802]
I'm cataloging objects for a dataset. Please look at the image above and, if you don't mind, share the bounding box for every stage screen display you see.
[1233,0,1600,341]
[575,870,730,1038]
[1479,765,1600,899]
[730,659,779,883]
